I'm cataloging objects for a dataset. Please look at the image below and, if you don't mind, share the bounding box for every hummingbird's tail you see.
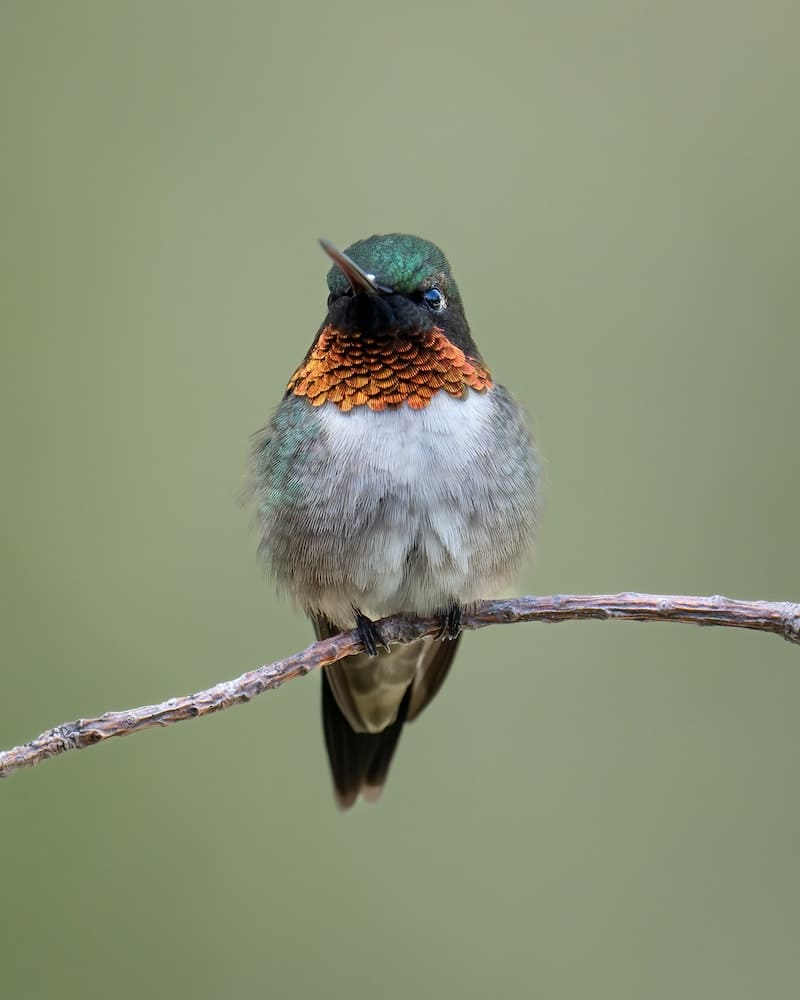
[321,669,411,809]
[313,614,461,808]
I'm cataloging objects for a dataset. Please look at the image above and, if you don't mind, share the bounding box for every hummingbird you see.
[250,234,538,808]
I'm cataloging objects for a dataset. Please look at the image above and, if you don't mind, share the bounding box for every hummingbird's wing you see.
[313,614,461,807]
[406,633,461,721]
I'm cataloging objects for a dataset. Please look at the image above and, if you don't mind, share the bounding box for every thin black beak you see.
[319,238,393,295]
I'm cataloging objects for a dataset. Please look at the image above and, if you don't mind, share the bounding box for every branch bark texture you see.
[2,593,798,780]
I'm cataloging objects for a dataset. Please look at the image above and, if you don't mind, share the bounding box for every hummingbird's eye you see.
[423,287,446,313]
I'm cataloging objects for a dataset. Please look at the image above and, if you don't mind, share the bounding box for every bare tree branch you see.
[2,592,798,780]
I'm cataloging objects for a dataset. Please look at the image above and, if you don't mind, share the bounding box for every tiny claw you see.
[436,603,463,641]
[354,610,388,657]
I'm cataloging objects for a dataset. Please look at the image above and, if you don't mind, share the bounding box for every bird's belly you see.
[321,393,495,623]
[262,389,536,627]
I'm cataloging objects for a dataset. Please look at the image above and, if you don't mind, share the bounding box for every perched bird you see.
[251,234,537,807]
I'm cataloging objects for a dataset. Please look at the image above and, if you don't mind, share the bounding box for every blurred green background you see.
[2,1,799,997]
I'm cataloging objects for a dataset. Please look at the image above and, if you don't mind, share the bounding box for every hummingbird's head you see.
[286,235,491,411]
[321,234,475,353]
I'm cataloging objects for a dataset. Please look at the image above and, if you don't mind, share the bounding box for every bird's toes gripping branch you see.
[436,602,463,641]
[353,609,390,657]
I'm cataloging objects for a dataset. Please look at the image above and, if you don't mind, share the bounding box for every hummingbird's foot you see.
[437,603,463,641]
[353,609,389,657]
